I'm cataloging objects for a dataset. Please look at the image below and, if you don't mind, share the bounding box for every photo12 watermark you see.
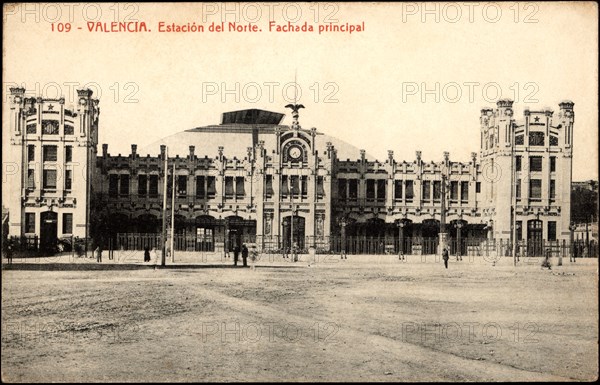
[201,81,339,104]
[200,321,340,344]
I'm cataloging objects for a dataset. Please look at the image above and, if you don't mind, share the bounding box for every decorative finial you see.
[285,104,305,130]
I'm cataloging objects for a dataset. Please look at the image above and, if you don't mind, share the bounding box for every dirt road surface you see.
[2,256,598,382]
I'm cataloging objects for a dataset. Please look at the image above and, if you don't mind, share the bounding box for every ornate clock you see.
[288,145,302,160]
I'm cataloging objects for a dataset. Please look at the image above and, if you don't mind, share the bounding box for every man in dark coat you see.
[241,244,249,267]
[233,245,240,266]
[442,248,449,269]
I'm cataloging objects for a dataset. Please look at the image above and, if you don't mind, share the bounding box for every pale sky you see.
[3,2,598,180]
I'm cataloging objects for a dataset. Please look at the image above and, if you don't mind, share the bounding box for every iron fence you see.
[3,233,597,259]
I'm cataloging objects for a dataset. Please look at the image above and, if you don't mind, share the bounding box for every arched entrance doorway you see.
[282,215,305,251]
[527,219,543,256]
[40,211,58,253]
[195,215,216,251]
[421,219,440,254]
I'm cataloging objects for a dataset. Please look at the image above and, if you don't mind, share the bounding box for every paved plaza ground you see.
[1,253,598,382]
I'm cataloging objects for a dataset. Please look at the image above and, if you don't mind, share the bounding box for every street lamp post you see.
[161,147,168,266]
[511,121,518,267]
[515,221,521,262]
[340,216,347,259]
[439,156,449,255]
[569,222,577,262]
[455,221,463,261]
[282,218,289,258]
[397,220,405,260]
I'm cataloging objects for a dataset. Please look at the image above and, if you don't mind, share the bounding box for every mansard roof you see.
[138,109,369,160]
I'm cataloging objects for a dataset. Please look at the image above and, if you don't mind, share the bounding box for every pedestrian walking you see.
[95,246,102,263]
[242,244,249,267]
[144,246,151,262]
[442,247,449,269]
[152,247,160,269]
[233,245,240,266]
[291,242,298,262]
[542,248,552,270]
[6,241,14,265]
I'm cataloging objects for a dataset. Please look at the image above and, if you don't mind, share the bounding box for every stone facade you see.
[5,88,575,254]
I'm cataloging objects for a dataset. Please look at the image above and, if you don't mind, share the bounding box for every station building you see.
[5,86,575,255]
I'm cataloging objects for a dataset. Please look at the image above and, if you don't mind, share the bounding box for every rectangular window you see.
[550,179,556,200]
[236,176,245,198]
[377,179,386,201]
[529,179,542,199]
[62,213,73,234]
[550,156,556,172]
[516,220,523,240]
[43,169,57,189]
[405,180,414,202]
[196,176,205,198]
[515,135,524,145]
[281,175,289,196]
[207,176,216,198]
[301,176,308,197]
[529,156,543,172]
[316,176,324,199]
[394,180,403,200]
[65,146,72,163]
[265,175,273,198]
[25,213,35,234]
[461,181,469,202]
[120,174,130,196]
[337,178,346,200]
[43,146,57,162]
[178,175,187,197]
[290,176,300,197]
[109,174,119,197]
[225,176,234,197]
[516,179,521,199]
[433,181,441,201]
[422,181,431,202]
[548,221,557,241]
[450,181,459,201]
[65,170,72,190]
[476,182,481,193]
[27,169,35,189]
[348,179,358,200]
[515,156,522,171]
[64,124,74,135]
[149,175,159,196]
[529,132,545,146]
[138,175,147,196]
[366,179,376,200]
[28,145,35,162]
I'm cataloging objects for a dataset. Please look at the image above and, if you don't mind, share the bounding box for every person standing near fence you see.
[144,247,151,262]
[152,247,160,269]
[6,241,14,265]
[442,248,449,269]
[542,248,552,270]
[242,244,249,267]
[233,245,240,266]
